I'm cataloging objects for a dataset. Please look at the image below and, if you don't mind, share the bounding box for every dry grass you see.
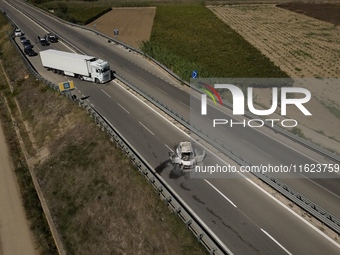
[29,94,206,255]
[0,15,57,254]
[0,14,206,255]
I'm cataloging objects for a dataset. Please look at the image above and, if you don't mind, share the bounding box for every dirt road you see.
[0,121,37,255]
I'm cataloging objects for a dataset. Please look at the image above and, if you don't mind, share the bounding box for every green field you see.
[28,0,203,24]
[141,5,288,80]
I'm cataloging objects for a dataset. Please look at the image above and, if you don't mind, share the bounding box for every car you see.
[38,35,49,46]
[46,32,58,43]
[23,40,33,49]
[15,28,23,37]
[20,35,26,43]
[40,38,49,46]
[24,47,37,57]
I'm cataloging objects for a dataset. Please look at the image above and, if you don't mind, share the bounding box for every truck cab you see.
[87,59,111,83]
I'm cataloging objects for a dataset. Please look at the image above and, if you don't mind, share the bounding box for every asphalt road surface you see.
[1,1,340,254]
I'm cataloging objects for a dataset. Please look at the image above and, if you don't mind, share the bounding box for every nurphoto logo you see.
[200,82,312,128]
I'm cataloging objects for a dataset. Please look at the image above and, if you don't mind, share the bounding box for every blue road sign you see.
[191,70,198,79]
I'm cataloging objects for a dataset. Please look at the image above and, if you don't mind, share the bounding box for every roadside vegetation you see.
[0,14,57,254]
[0,12,207,255]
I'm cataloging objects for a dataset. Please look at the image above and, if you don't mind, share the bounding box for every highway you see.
[33,0,340,216]
[2,0,340,254]
[8,0,340,219]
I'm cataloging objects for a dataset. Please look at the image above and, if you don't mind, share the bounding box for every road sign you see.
[59,81,74,92]
[191,70,198,79]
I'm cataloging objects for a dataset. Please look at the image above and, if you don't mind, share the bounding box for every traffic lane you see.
[70,82,167,166]
[71,80,191,169]
[6,6,52,50]
[6,1,338,253]
[9,0,314,170]
[84,82,339,255]
[207,178,340,255]
[6,0,338,172]
[189,97,340,216]
[164,167,340,255]
[165,176,287,255]
[280,177,340,217]
[22,44,338,255]
[189,96,340,212]
[101,83,190,153]
[7,1,194,118]
[72,80,287,254]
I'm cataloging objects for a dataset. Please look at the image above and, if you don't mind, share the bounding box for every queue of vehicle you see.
[14,27,112,83]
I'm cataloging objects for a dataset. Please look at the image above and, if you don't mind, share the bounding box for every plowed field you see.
[87,7,156,49]
[209,4,340,148]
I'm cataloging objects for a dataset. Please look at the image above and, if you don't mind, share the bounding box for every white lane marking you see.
[114,75,340,250]
[101,89,111,98]
[241,139,272,157]
[139,121,154,136]
[244,177,340,249]
[115,81,186,136]
[156,86,167,94]
[261,229,292,255]
[178,100,189,108]
[91,104,94,107]
[117,103,130,114]
[204,179,237,208]
[86,99,90,102]
[300,174,340,199]
[82,94,85,97]
[165,144,173,152]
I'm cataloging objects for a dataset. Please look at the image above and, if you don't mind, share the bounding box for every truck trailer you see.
[39,49,111,84]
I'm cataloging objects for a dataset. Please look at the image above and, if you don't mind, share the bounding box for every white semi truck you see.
[39,49,111,83]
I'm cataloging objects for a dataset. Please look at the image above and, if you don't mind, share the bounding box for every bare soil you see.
[87,7,156,49]
[0,122,38,255]
[278,3,340,26]
[209,4,340,152]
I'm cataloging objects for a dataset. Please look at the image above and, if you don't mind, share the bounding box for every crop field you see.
[209,4,340,79]
[86,7,156,49]
[208,4,340,147]
[141,5,287,80]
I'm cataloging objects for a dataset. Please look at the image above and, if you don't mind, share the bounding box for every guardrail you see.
[5,10,231,255]
[9,0,340,238]
[3,13,67,255]
[115,74,340,235]
[15,0,340,164]
[79,103,231,255]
